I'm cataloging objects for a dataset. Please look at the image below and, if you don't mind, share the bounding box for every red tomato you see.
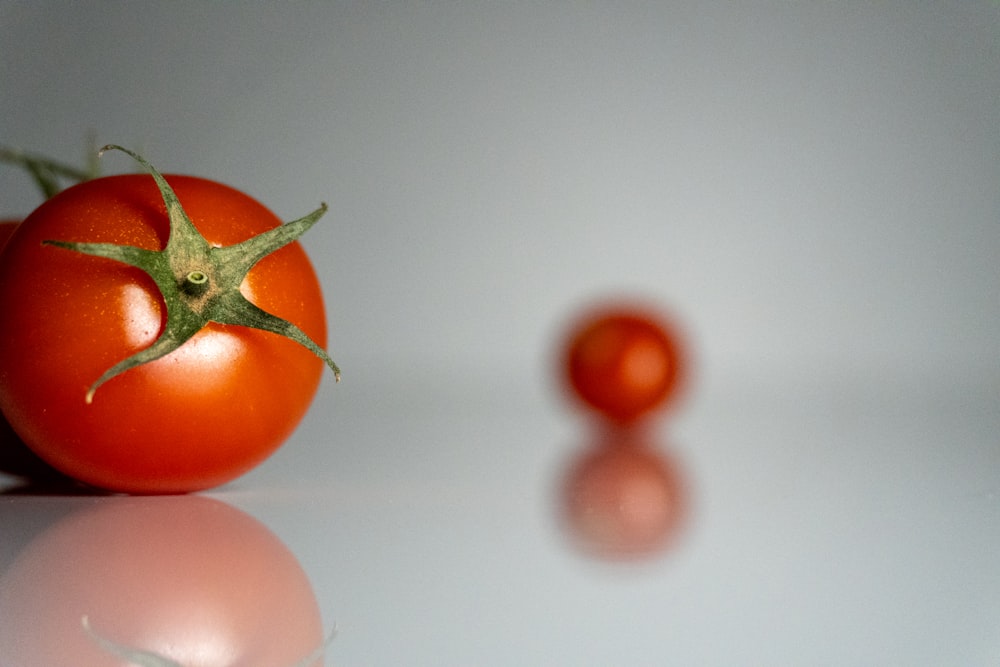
[562,303,685,423]
[0,223,21,462]
[0,220,16,250]
[0,410,71,485]
[0,175,329,493]
[0,495,326,666]
[0,221,14,237]
[0,220,64,482]
[560,429,687,559]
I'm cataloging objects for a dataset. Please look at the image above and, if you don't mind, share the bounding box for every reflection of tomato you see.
[0,495,325,666]
[0,172,330,493]
[562,304,685,423]
[560,429,687,559]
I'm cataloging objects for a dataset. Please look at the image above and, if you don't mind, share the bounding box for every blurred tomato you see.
[562,302,686,424]
[560,428,687,559]
[0,495,326,666]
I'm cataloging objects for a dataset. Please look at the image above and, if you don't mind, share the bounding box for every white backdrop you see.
[2,4,1000,664]
[3,2,997,392]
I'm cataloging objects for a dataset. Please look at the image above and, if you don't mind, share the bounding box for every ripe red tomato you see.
[0,174,330,493]
[0,495,326,665]
[0,220,16,249]
[562,303,685,423]
[0,221,63,482]
[560,429,687,559]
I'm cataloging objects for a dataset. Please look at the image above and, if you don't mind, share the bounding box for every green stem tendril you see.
[44,144,340,404]
[0,143,100,199]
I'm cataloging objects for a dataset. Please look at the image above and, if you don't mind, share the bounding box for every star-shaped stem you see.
[44,145,339,404]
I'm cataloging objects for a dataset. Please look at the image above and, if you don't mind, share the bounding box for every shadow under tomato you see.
[0,495,329,666]
[557,425,690,561]
[0,416,100,495]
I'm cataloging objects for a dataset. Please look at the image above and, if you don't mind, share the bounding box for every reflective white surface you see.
[3,366,998,664]
[1,2,998,664]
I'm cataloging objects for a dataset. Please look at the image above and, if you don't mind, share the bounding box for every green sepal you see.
[44,145,340,403]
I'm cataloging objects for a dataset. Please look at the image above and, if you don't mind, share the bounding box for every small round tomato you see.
[562,303,685,423]
[0,496,326,665]
[0,153,335,493]
[560,429,687,559]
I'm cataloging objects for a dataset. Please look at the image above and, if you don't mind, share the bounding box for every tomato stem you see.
[44,145,340,403]
[0,143,100,199]
[181,271,210,296]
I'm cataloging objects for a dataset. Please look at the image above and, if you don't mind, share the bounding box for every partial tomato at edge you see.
[0,220,16,249]
[0,220,63,482]
[0,175,330,493]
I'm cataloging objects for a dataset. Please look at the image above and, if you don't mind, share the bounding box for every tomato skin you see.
[0,175,328,493]
[0,221,16,248]
[563,304,684,423]
[0,496,324,665]
[0,221,18,259]
[0,220,65,482]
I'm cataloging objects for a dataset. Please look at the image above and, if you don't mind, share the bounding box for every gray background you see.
[3,2,997,386]
[2,2,999,665]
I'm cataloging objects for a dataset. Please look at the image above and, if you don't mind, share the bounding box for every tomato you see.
[562,303,685,423]
[0,495,327,666]
[0,408,71,485]
[0,220,65,483]
[560,428,687,559]
[0,168,332,493]
[0,221,16,248]
[0,222,23,467]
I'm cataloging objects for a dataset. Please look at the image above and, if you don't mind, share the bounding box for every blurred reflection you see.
[0,495,327,666]
[558,426,688,561]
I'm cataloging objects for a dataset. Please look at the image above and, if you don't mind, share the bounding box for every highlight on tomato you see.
[0,495,329,666]
[559,428,687,560]
[0,145,340,493]
[560,300,686,424]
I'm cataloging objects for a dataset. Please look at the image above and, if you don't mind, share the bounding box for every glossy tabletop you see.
[1,2,998,664]
[2,365,998,664]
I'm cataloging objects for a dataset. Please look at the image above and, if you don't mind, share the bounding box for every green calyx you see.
[44,145,340,404]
